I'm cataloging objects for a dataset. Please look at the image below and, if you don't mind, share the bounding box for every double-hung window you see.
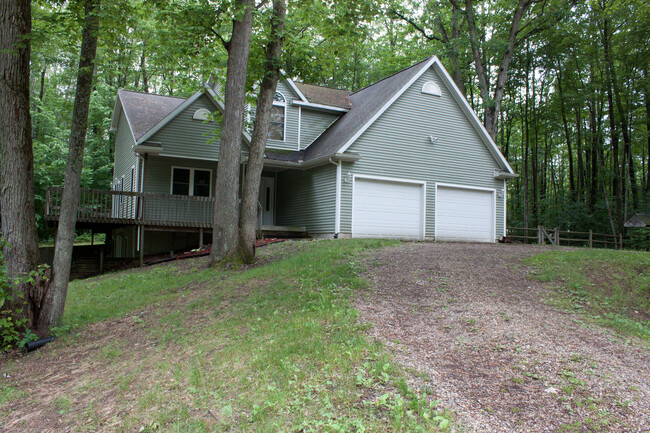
[268,92,286,141]
[171,167,212,197]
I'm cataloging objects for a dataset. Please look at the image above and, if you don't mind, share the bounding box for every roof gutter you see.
[262,152,361,170]
[292,100,349,113]
[494,169,518,180]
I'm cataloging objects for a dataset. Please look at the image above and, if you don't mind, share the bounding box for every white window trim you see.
[351,174,426,240]
[434,182,496,242]
[170,166,213,197]
[270,91,287,142]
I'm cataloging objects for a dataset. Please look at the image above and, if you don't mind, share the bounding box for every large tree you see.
[39,0,101,332]
[210,0,255,265]
[239,0,286,263]
[1,0,42,328]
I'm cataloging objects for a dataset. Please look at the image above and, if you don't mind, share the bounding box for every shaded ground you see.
[355,242,650,432]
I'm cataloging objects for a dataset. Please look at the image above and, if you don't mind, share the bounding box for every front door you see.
[258,176,275,226]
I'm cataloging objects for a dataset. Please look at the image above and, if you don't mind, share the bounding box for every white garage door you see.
[353,177,423,239]
[435,185,494,242]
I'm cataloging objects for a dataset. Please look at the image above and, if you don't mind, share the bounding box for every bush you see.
[0,240,42,351]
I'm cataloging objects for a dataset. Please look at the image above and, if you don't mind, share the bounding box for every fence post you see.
[619,233,623,250]
[589,230,593,248]
[554,227,560,246]
[538,225,543,245]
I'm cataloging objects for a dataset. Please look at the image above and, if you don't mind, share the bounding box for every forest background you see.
[29,0,650,243]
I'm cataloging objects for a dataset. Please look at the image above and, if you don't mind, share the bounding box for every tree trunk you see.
[0,0,42,329]
[210,0,254,265]
[38,0,101,333]
[140,40,148,92]
[557,69,575,196]
[461,0,531,139]
[602,16,623,232]
[239,0,286,263]
[645,67,650,193]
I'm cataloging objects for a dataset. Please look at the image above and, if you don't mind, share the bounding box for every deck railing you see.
[45,187,216,228]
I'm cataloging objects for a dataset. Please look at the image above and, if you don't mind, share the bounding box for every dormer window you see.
[268,92,286,141]
[421,81,442,96]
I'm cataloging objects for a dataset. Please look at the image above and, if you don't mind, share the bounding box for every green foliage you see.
[525,249,650,341]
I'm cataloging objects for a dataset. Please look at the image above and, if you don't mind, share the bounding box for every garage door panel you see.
[353,178,423,239]
[436,186,493,242]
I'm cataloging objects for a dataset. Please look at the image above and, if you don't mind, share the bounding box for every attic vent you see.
[422,81,442,97]
[193,108,212,121]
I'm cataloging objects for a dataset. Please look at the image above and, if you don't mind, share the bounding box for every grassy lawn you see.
[2,239,454,432]
[524,248,650,342]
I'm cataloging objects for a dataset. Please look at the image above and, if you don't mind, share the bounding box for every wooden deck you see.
[46,187,215,228]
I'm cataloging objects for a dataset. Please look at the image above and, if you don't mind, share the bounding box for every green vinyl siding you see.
[340,67,506,239]
[113,110,138,189]
[276,164,336,233]
[142,155,217,225]
[300,109,340,149]
[265,80,300,151]
[149,94,221,160]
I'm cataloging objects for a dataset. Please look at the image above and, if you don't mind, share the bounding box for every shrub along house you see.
[45,56,516,261]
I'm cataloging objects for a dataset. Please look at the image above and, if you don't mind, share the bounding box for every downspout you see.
[329,158,342,238]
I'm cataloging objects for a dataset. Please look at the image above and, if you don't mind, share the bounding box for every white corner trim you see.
[431,60,514,174]
[503,179,507,237]
[335,161,341,233]
[337,56,438,154]
[136,90,204,145]
[297,106,302,150]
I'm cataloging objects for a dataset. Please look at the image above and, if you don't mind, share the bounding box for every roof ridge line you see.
[119,88,187,100]
[350,57,433,95]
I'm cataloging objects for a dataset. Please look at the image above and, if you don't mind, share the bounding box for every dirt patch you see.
[356,242,650,432]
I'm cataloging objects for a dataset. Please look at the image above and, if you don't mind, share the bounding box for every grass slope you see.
[524,249,650,341]
[2,239,454,432]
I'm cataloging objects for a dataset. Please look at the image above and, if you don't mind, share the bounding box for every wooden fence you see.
[506,226,623,249]
[45,187,216,228]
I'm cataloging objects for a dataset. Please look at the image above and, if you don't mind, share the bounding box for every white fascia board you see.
[337,56,438,154]
[111,93,138,145]
[109,94,122,132]
[292,100,349,113]
[431,58,515,174]
[136,90,205,145]
[281,74,308,102]
[204,84,253,146]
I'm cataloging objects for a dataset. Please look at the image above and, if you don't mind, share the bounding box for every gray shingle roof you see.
[302,58,432,161]
[118,89,185,141]
[624,213,650,227]
[293,82,351,109]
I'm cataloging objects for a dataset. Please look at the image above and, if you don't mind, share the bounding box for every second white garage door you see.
[352,177,424,239]
[435,185,494,242]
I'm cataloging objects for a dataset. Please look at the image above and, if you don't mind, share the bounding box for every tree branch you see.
[392,10,442,42]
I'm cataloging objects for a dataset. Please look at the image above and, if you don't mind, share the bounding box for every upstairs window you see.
[268,92,286,141]
[171,167,212,197]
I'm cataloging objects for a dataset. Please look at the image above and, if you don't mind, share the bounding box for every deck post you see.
[139,226,145,266]
[589,230,593,248]
[199,227,203,248]
[99,247,104,273]
[91,229,94,246]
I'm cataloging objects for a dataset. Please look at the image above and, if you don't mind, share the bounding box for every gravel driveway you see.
[355,242,649,432]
